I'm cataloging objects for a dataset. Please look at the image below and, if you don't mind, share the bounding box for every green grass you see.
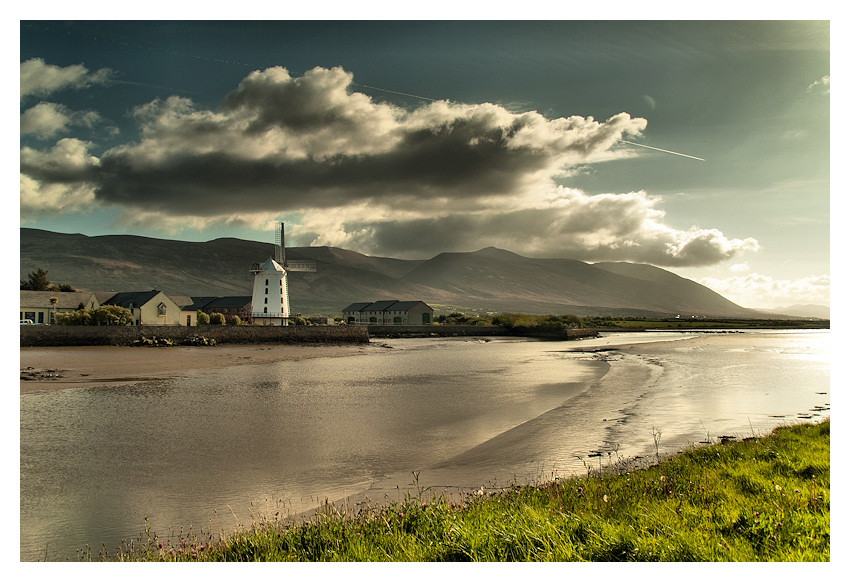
[100,419,829,562]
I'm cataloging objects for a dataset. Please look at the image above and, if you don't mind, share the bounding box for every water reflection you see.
[20,331,828,560]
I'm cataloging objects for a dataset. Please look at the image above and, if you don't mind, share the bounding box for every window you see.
[264,298,268,304]
[265,279,269,285]
[187,315,191,326]
[264,307,268,313]
[157,302,167,316]
[265,288,268,294]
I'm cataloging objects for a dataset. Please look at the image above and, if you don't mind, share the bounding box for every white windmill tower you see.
[250,222,316,326]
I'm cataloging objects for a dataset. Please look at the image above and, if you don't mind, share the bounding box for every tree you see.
[20,268,76,291]
[197,310,210,325]
[51,283,76,292]
[21,268,51,291]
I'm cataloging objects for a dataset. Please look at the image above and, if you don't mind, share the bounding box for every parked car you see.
[20,319,35,325]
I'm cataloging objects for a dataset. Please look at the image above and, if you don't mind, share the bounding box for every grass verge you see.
[98,419,829,562]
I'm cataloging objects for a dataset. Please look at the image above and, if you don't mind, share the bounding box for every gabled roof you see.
[192,296,253,309]
[169,295,196,308]
[342,300,433,313]
[19,290,97,310]
[367,300,401,311]
[342,302,373,312]
[102,290,162,309]
[93,291,117,305]
[389,301,433,312]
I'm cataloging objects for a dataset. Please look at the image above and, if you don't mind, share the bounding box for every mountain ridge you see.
[21,228,766,317]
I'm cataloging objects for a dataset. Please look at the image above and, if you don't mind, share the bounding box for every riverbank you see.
[21,331,829,561]
[19,343,384,394]
[103,419,830,561]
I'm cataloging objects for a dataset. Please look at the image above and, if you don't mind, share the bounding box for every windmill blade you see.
[276,221,317,271]
[285,260,316,272]
[275,222,284,264]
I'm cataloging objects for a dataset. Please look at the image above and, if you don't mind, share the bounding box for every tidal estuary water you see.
[20,330,829,561]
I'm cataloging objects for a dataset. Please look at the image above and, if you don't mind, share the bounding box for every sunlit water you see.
[20,330,829,560]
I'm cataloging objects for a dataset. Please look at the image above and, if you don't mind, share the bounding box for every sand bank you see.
[20,343,381,394]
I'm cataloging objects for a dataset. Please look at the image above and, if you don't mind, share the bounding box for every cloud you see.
[26,66,645,213]
[807,75,829,95]
[21,102,103,139]
[20,58,113,99]
[297,187,759,266]
[19,64,758,267]
[19,138,100,218]
[698,273,830,309]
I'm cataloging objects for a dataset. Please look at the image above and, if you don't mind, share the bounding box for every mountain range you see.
[19,228,821,319]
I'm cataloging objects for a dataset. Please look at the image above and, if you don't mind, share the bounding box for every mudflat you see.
[20,343,375,394]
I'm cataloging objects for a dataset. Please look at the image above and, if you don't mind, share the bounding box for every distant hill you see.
[759,304,830,320]
[20,228,762,317]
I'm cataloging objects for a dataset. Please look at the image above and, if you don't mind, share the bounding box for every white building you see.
[19,290,100,324]
[250,257,290,325]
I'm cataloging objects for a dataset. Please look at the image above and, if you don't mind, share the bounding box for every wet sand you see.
[20,343,380,394]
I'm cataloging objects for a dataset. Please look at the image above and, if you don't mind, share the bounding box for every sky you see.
[18,18,831,309]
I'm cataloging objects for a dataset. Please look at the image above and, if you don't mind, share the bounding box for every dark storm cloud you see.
[93,117,558,214]
[20,63,759,266]
[46,65,644,215]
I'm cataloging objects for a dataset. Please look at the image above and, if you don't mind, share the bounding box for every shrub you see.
[197,311,210,325]
[54,305,134,326]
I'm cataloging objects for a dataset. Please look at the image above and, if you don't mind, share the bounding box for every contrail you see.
[353,83,438,102]
[618,139,705,161]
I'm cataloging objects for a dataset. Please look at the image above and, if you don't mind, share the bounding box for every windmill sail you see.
[275,222,284,265]
[275,222,315,272]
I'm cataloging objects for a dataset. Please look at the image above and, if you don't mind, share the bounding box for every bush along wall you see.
[20,324,370,347]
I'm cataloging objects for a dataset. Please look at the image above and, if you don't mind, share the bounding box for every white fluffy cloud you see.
[20,58,113,99]
[20,64,760,267]
[298,187,759,265]
[21,102,102,139]
[19,138,100,217]
[807,75,830,95]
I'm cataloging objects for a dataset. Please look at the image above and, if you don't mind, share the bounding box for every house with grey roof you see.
[342,300,434,325]
[19,290,100,324]
[101,290,184,326]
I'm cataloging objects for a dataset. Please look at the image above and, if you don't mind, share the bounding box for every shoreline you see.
[19,331,829,560]
[19,343,383,394]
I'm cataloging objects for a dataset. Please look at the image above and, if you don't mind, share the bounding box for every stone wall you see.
[20,323,599,346]
[361,325,598,339]
[361,324,508,338]
[20,324,370,347]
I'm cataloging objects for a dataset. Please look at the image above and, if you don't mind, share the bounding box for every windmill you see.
[250,222,316,325]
